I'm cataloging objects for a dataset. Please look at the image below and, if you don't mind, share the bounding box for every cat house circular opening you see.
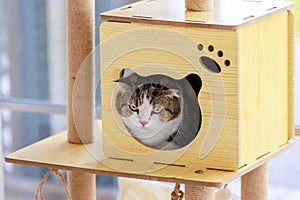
[114,68,202,150]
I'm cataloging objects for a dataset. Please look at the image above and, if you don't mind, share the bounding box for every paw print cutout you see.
[197,44,231,73]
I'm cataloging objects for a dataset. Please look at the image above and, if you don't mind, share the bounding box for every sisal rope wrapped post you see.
[185,0,213,11]
[185,184,215,200]
[68,171,96,200]
[67,0,96,200]
[241,163,268,200]
[67,0,95,144]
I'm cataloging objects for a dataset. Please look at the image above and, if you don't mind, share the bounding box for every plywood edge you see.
[288,10,295,139]
[232,140,295,195]
[101,16,239,30]
[234,4,295,30]
[100,0,294,30]
[5,131,294,188]
[235,23,250,168]
[236,29,242,169]
[3,133,224,187]
[238,139,294,169]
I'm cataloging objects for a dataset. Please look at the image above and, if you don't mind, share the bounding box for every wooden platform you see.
[101,0,294,30]
[5,131,293,188]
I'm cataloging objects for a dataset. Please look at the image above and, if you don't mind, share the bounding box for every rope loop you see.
[35,168,71,200]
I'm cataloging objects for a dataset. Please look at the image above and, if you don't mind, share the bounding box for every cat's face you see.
[114,68,201,150]
[118,83,181,130]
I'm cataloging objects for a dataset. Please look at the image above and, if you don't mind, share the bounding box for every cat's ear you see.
[115,68,139,87]
[169,89,180,98]
[119,68,135,79]
[184,74,202,96]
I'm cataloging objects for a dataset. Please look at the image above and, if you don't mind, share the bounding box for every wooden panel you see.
[5,131,293,187]
[100,22,239,170]
[288,10,295,139]
[238,12,291,166]
[100,0,294,30]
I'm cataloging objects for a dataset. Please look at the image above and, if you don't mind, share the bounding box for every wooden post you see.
[185,184,215,200]
[241,163,268,200]
[185,0,213,11]
[67,0,96,199]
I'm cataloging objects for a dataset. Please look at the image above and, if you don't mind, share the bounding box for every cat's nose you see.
[140,121,148,127]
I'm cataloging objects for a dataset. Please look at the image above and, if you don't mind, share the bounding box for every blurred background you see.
[0,0,299,199]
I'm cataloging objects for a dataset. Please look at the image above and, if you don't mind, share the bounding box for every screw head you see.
[195,169,204,174]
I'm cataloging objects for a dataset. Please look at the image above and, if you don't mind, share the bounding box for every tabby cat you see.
[114,68,202,150]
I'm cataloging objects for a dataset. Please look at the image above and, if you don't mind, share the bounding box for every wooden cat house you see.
[100,0,294,172]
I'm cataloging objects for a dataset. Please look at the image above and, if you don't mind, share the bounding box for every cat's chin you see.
[121,115,183,150]
[134,126,164,135]
[136,125,153,130]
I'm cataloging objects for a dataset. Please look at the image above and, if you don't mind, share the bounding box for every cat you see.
[114,68,202,150]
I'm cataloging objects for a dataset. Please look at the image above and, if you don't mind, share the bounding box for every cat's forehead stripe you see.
[131,83,181,107]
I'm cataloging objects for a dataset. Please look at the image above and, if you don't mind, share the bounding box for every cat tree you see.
[5,0,294,199]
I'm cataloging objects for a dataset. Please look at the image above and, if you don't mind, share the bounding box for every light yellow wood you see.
[288,10,295,139]
[238,11,292,167]
[100,0,294,30]
[100,22,239,171]
[4,131,294,188]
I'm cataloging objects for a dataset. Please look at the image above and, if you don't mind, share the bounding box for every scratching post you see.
[68,171,96,200]
[241,163,268,200]
[185,0,213,11]
[67,0,95,144]
[185,184,215,200]
[67,0,96,200]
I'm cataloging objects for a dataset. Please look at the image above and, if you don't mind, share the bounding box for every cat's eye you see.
[129,104,138,112]
[153,107,163,114]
